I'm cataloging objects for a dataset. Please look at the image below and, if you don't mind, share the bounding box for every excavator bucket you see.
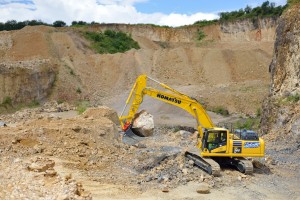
[122,127,145,145]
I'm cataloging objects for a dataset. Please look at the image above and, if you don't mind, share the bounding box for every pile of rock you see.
[0,157,91,200]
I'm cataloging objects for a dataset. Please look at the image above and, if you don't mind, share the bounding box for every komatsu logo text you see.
[157,94,182,104]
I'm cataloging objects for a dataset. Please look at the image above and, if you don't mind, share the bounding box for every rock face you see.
[0,61,56,103]
[0,18,277,111]
[89,17,278,42]
[261,4,300,144]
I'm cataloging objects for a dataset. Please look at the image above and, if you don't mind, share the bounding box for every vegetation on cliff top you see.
[193,1,286,26]
[0,1,288,32]
[0,20,67,31]
[219,1,286,21]
[288,0,300,6]
[84,30,140,54]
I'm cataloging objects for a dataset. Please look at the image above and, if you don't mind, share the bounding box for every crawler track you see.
[235,158,254,174]
[185,152,221,176]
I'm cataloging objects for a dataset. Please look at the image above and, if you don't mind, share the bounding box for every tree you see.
[53,20,66,27]
[4,20,17,30]
[0,22,4,31]
[244,5,252,14]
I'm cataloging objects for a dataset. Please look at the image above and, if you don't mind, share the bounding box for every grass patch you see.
[193,19,218,27]
[76,100,90,114]
[137,23,170,28]
[234,117,260,130]
[277,93,300,105]
[256,108,262,117]
[0,97,41,114]
[2,96,12,107]
[211,106,229,116]
[84,30,140,54]
[197,30,206,41]
[28,100,40,108]
[76,87,82,94]
[57,99,64,104]
[286,93,300,103]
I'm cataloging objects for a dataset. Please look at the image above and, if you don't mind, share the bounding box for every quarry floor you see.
[0,104,299,200]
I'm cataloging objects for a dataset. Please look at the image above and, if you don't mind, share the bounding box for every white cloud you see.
[96,0,148,6]
[272,0,287,6]
[159,13,218,27]
[0,0,219,27]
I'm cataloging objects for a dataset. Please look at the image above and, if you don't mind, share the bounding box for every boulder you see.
[0,121,7,127]
[196,183,210,194]
[132,110,154,137]
[82,106,120,125]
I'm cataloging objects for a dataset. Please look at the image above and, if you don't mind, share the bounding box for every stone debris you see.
[0,157,91,200]
[252,159,265,169]
[0,121,7,127]
[27,157,55,172]
[162,187,169,193]
[196,183,210,194]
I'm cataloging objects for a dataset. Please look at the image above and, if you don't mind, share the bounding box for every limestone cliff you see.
[261,4,300,145]
[87,17,278,43]
[0,61,56,103]
[0,17,278,112]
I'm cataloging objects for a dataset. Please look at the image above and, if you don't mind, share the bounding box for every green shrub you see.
[193,20,218,27]
[76,87,82,94]
[197,30,206,41]
[57,99,64,104]
[2,96,12,106]
[212,106,229,116]
[84,30,140,54]
[28,100,40,108]
[286,93,300,102]
[76,101,90,114]
[234,118,260,130]
[256,108,262,117]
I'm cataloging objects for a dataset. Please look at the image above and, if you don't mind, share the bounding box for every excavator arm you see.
[119,74,214,138]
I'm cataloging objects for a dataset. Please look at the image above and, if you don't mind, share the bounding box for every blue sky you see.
[0,0,287,26]
[135,0,286,14]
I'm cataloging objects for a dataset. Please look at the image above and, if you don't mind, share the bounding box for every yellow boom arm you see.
[119,74,214,138]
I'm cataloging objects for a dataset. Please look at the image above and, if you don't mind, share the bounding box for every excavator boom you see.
[119,74,214,138]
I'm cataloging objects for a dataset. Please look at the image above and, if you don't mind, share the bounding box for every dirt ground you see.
[0,104,299,200]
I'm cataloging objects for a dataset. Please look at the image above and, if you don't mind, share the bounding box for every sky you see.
[0,0,287,27]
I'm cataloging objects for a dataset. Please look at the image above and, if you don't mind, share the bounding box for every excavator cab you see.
[202,129,228,153]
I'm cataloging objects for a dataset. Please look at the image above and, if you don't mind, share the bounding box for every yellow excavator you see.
[119,75,265,175]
